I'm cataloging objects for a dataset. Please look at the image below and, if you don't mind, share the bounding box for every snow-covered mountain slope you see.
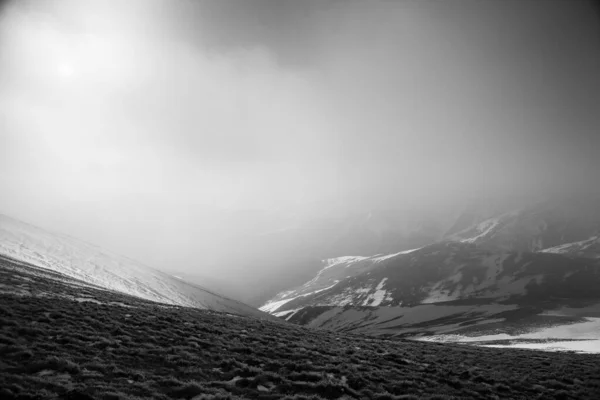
[261,241,600,343]
[449,197,600,252]
[0,214,273,319]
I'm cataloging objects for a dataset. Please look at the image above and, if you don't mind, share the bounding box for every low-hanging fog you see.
[1,0,599,302]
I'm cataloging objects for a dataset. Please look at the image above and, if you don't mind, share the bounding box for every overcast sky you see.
[1,0,599,275]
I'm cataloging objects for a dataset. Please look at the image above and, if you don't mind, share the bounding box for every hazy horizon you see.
[2,0,600,283]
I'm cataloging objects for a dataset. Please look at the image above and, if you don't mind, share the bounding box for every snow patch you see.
[419,318,600,354]
[361,278,389,306]
[372,248,420,263]
[260,283,339,312]
[273,308,303,321]
[459,218,500,243]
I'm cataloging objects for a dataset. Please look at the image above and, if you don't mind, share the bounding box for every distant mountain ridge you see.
[448,197,600,252]
[263,241,600,313]
[260,197,600,349]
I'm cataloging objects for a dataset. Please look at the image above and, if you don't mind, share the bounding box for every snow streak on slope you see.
[361,278,388,306]
[541,236,600,259]
[457,218,501,244]
[0,214,272,319]
[259,283,339,313]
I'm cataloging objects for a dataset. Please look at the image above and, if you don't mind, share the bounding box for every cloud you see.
[1,0,599,285]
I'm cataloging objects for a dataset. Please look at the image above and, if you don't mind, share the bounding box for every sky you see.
[1,0,599,282]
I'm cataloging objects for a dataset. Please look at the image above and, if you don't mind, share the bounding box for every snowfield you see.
[416,317,600,354]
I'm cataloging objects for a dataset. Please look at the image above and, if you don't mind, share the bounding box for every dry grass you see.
[1,257,600,399]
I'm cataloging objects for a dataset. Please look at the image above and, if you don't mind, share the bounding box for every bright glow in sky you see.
[57,62,74,77]
[1,0,599,292]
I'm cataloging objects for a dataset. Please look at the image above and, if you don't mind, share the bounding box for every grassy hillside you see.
[1,257,600,399]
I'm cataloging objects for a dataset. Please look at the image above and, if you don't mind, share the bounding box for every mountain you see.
[0,213,272,319]
[259,247,421,313]
[214,207,457,306]
[449,197,600,252]
[261,204,600,352]
[227,196,573,306]
[262,241,600,313]
[443,197,523,237]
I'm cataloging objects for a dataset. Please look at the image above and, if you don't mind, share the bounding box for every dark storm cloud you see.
[162,0,334,68]
[162,0,600,203]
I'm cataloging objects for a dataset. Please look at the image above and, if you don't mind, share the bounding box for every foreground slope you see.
[2,256,600,400]
[0,214,270,319]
